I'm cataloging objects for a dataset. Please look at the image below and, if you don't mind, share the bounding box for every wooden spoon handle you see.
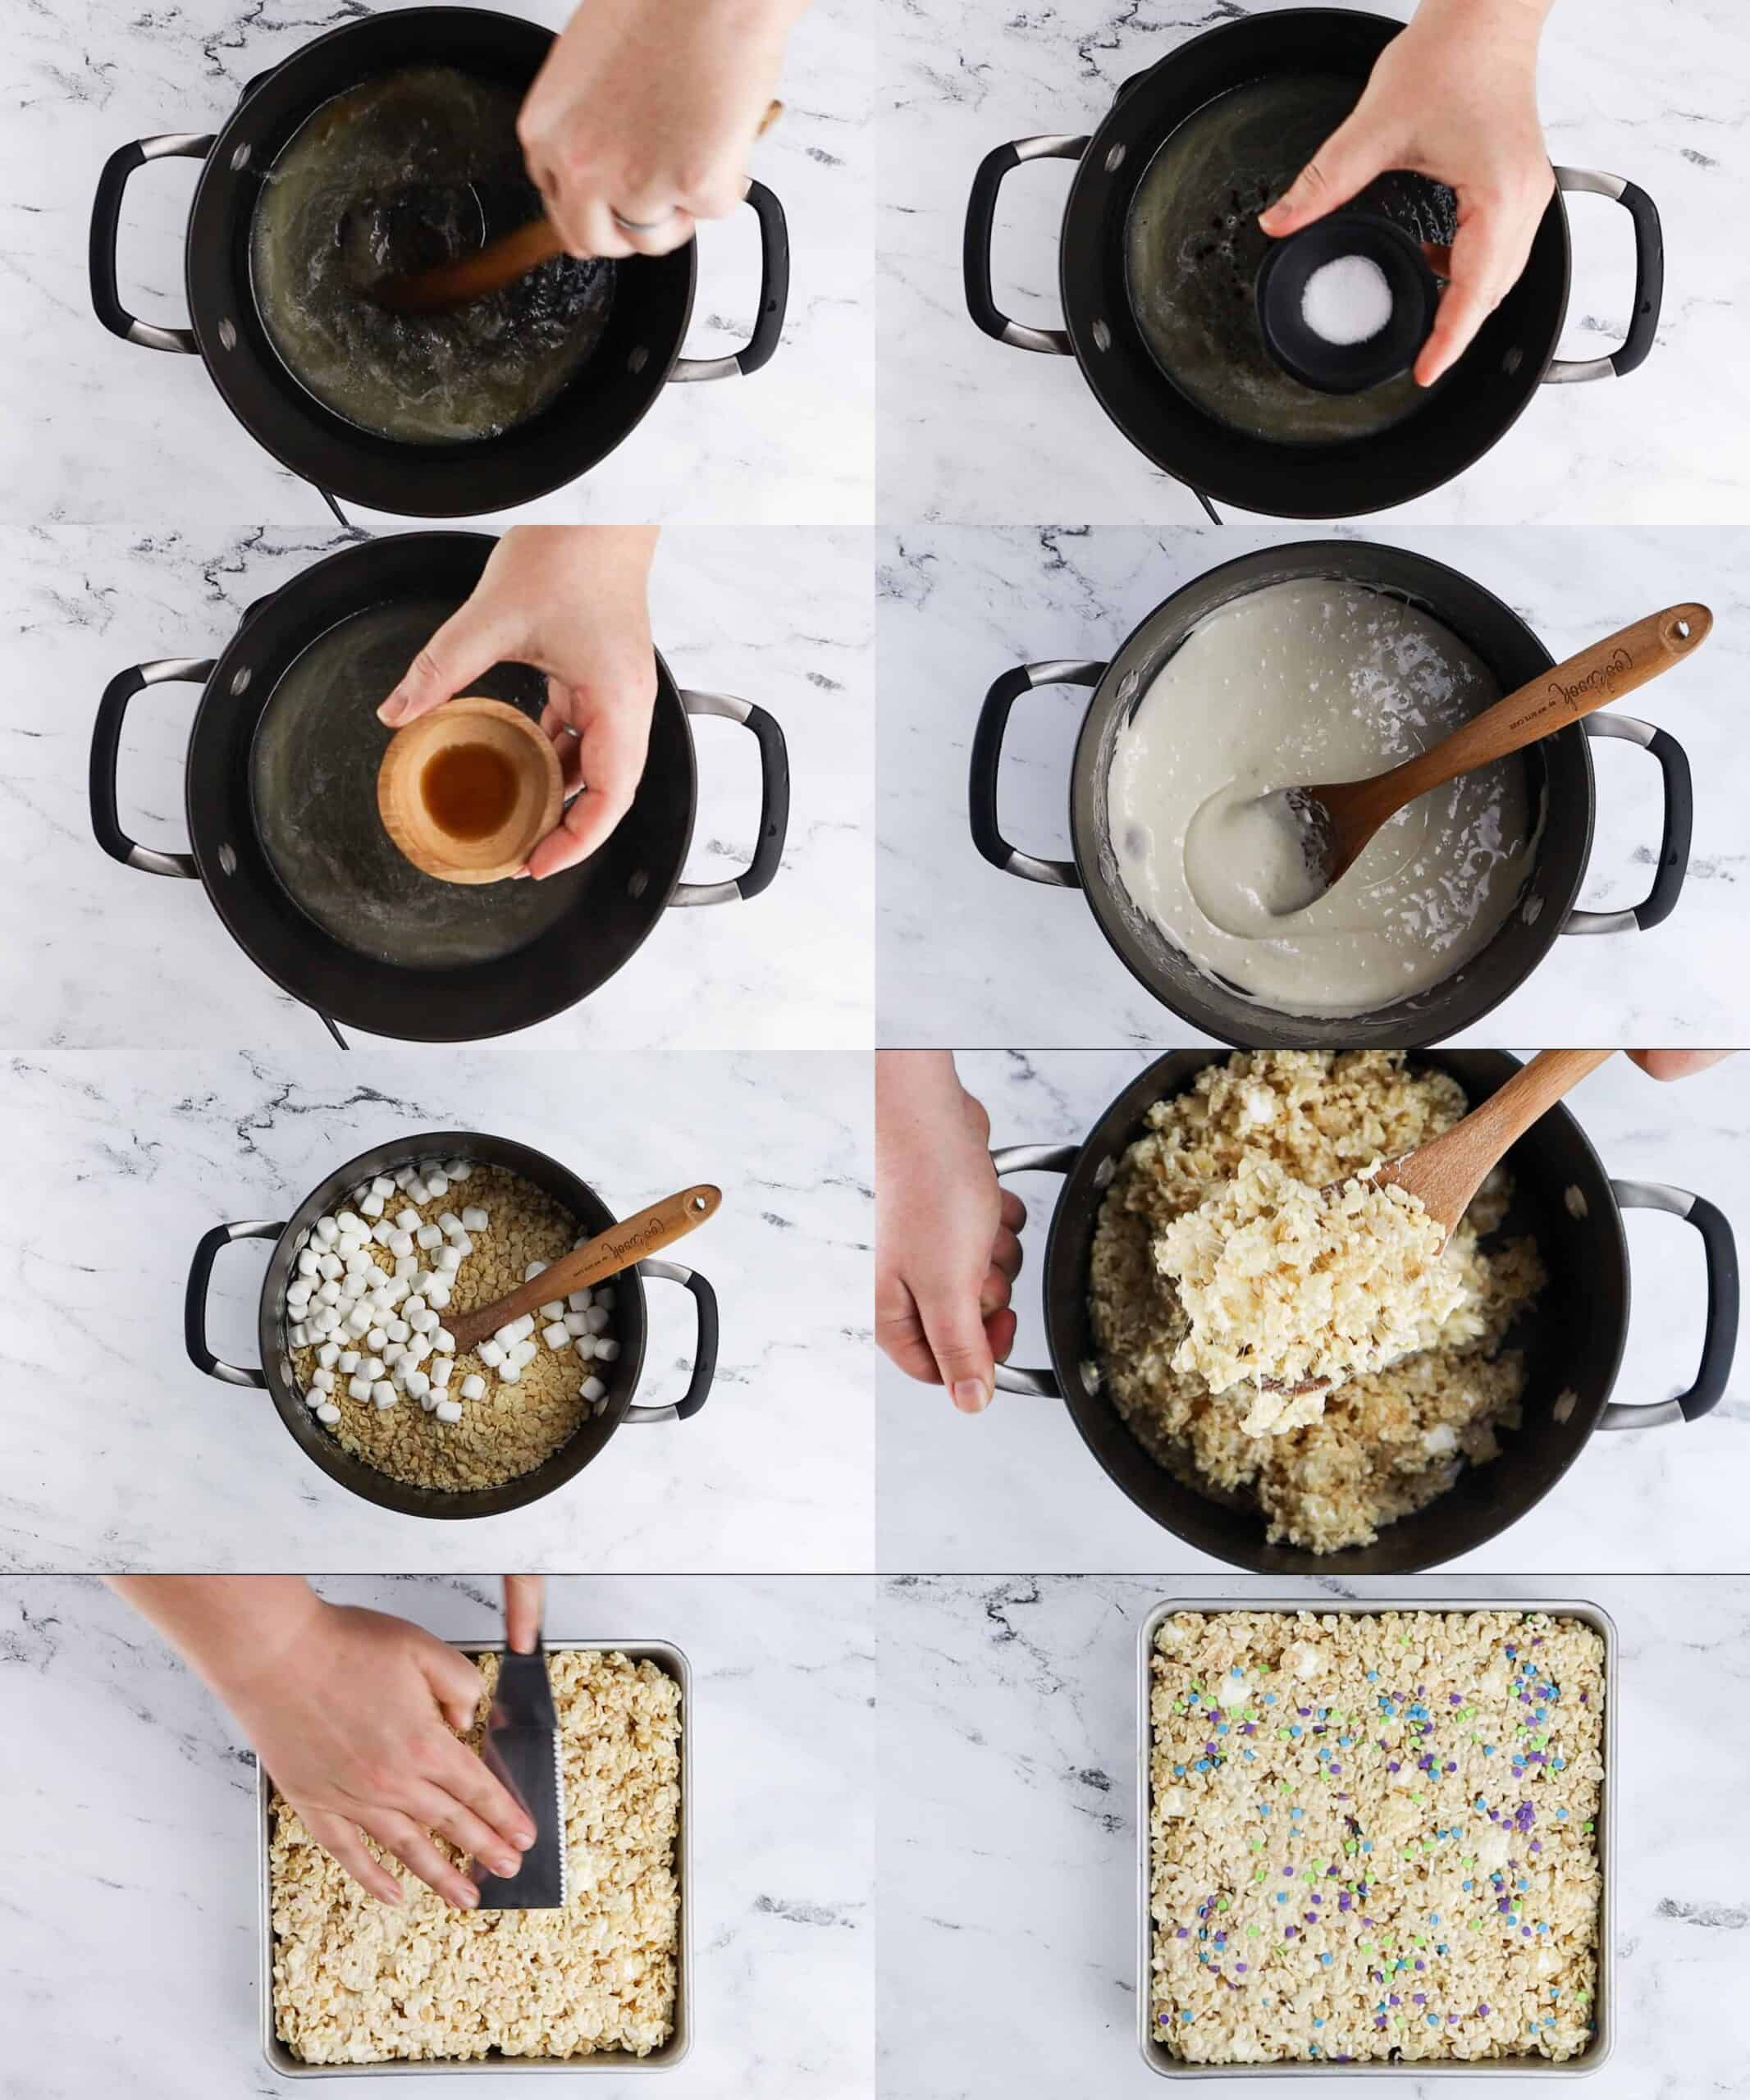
[1382,1049,1614,1235]
[449,1185,721,1354]
[1340,604,1711,838]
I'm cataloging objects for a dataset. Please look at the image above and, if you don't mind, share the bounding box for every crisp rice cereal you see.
[1156,1153,1464,1423]
[270,1649,681,2065]
[1090,1053,1546,1552]
[1149,1608,1604,2066]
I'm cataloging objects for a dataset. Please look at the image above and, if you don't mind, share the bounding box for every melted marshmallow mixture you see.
[1108,581,1538,1018]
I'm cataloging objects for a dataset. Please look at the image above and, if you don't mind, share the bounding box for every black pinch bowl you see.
[1255,214,1439,395]
[992,1051,1738,1576]
[89,7,788,518]
[969,541,1693,1051]
[184,1132,720,1520]
[89,531,790,1048]
[963,7,1663,520]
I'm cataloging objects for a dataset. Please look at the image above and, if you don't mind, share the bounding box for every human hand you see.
[1259,0,1555,386]
[377,524,659,879]
[519,0,802,259]
[1629,1051,1732,1081]
[876,1052,1025,1413]
[503,1575,545,1652]
[222,1598,533,1909]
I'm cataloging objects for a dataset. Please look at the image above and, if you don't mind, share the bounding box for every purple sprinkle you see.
[1478,2004,1491,2018]
[1286,1927,1297,1938]
[1283,1867,1294,1878]
[1449,1693,1462,1705]
[1177,1928,1189,1939]
[1387,1761,1400,1774]
[1374,2018,1387,2031]
[1413,1993,1426,2006]
[1338,1893,1352,1912]
[1236,1964,1247,1974]
[1389,1995,1400,2008]
[1414,1960,1425,1973]
[1331,1764,1343,1775]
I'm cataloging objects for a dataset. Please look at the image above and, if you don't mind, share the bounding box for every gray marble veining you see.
[2,1047,873,1573]
[879,1048,1749,1574]
[0,1573,874,2098]
[877,523,1748,1048]
[879,1573,1750,2099]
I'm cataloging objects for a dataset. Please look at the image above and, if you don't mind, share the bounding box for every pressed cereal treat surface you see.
[270,1649,682,2065]
[1149,1609,1604,2066]
[290,1165,592,1493]
[1089,1052,1546,1553]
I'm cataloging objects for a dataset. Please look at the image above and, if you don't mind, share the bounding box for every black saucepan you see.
[89,7,788,518]
[89,532,790,1047]
[994,1051,1738,1574]
[964,8,1662,520]
[185,1130,719,1519]
[971,541,1693,1049]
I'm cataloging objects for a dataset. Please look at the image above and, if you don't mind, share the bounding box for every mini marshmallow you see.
[435,1399,464,1423]
[316,1251,342,1282]
[311,1367,335,1394]
[317,1403,341,1426]
[567,1288,593,1313]
[372,1381,396,1409]
[386,1318,410,1344]
[337,1350,361,1375]
[404,1333,431,1367]
[478,1340,505,1367]
[436,1245,462,1272]
[314,1216,340,1247]
[393,1165,416,1189]
[317,1341,340,1371]
[510,1313,537,1343]
[416,1222,442,1251]
[446,1160,472,1180]
[372,1219,396,1247]
[286,1282,313,1312]
[564,1311,588,1337]
[438,1212,464,1238]
[596,1287,615,1312]
[433,1328,455,1354]
[287,1322,309,1348]
[405,1369,430,1400]
[427,1283,451,1311]
[432,1356,453,1389]
[394,1256,417,1280]
[383,1344,405,1369]
[461,1206,488,1231]
[426,1171,450,1198]
[596,1337,620,1362]
[540,1299,566,1322]
[492,1322,523,1352]
[316,1280,342,1308]
[360,1356,384,1380]
[297,1249,319,1279]
[304,1388,326,1411]
[389,1231,414,1258]
[524,1260,548,1281]
[542,1322,569,1350]
[365,1326,387,1354]
[409,1307,437,1335]
[405,1294,427,1318]
[395,1208,421,1233]
[581,1375,607,1404]
[335,1212,365,1238]
[499,1363,522,1384]
[359,1192,385,1219]
[584,1306,610,1335]
[368,1176,395,1199]
[509,1339,537,1370]
[348,1375,372,1401]
[451,1232,474,1258]
[459,1373,487,1401]
[574,1335,596,1362]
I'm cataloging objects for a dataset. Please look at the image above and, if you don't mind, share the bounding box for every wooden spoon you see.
[377,99,784,314]
[1258,604,1711,918]
[1258,1050,1613,1398]
[448,1185,721,1355]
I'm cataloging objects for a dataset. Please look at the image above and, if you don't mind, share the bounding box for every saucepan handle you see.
[89,658,213,877]
[669,179,789,381]
[1560,714,1692,934]
[988,1143,1079,1396]
[1596,1180,1738,1429]
[185,1221,283,1387]
[970,661,1102,885]
[965,135,1087,353]
[669,692,791,905]
[89,134,214,351]
[1543,168,1663,382]
[622,1259,720,1423]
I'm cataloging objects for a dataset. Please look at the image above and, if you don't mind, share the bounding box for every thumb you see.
[378,599,514,727]
[1259,111,1395,237]
[915,1285,997,1415]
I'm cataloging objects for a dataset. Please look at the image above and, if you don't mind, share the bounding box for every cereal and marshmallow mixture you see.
[286,1157,619,1493]
[1149,1609,1604,2066]
[1157,1153,1464,1428]
[271,1648,681,2065]
[1089,1053,1546,1553]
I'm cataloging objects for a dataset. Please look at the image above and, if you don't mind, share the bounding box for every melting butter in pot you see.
[1108,581,1540,1018]
[250,66,614,444]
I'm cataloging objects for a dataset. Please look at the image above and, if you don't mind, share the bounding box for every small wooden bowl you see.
[377,696,563,885]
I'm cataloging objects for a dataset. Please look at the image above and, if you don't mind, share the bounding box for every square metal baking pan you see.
[1136,1596,1615,2079]
[260,1637,692,2078]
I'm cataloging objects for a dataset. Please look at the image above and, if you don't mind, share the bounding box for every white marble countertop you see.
[877,523,1748,1048]
[878,1049,1749,1574]
[879,0,1750,527]
[0,1573,873,2098]
[2,1046,872,1573]
[878,1573,1750,2100]
[2,512,871,1057]
[7,0,871,529]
